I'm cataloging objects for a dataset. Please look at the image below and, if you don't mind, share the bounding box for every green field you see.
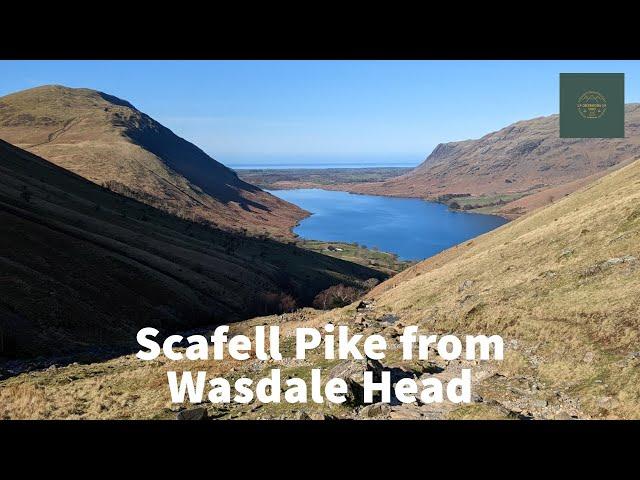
[236,167,411,189]
[441,193,527,213]
[297,239,415,275]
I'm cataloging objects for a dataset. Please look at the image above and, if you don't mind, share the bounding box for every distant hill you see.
[0,139,384,358]
[0,85,305,238]
[342,105,640,217]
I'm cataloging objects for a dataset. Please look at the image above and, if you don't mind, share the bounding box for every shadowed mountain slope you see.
[0,139,384,358]
[0,85,305,238]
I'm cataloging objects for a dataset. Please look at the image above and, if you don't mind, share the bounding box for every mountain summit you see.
[0,85,305,237]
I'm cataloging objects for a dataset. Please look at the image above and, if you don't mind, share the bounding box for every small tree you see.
[362,278,380,290]
[313,284,361,310]
[258,292,297,314]
[278,294,297,313]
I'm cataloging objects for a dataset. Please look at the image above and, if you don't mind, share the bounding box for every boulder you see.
[308,412,328,421]
[328,358,383,406]
[378,313,399,324]
[406,360,443,375]
[604,255,636,267]
[553,410,574,420]
[558,249,574,260]
[290,410,311,420]
[176,407,208,421]
[382,326,401,338]
[583,255,637,277]
[530,399,548,409]
[360,402,391,419]
[356,300,374,312]
[458,279,474,292]
[388,405,425,420]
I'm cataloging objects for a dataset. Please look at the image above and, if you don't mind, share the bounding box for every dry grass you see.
[0,310,351,420]
[336,156,640,418]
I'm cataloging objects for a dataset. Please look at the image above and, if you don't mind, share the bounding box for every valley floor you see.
[236,165,632,220]
[235,167,412,191]
[296,240,414,275]
[236,167,521,218]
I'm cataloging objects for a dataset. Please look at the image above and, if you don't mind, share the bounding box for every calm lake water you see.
[268,189,508,261]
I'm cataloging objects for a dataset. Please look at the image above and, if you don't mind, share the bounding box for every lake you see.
[268,189,508,261]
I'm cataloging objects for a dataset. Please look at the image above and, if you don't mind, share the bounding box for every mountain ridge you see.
[0,138,384,358]
[317,105,640,217]
[0,85,306,238]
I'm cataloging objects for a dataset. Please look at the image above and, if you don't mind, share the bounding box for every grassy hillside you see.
[3,155,638,419]
[337,105,640,218]
[0,139,385,359]
[0,85,306,239]
[346,155,640,418]
[297,239,414,275]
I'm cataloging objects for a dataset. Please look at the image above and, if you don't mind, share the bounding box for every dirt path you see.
[28,117,77,148]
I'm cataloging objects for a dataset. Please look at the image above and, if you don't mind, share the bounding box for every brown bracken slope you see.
[344,105,640,217]
[0,139,384,358]
[0,85,306,239]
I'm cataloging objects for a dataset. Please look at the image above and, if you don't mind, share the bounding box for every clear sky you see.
[1,60,639,166]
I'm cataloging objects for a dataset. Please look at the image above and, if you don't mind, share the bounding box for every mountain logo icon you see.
[577,90,607,119]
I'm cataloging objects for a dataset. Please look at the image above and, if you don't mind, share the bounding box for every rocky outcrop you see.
[176,407,208,421]
[328,358,384,406]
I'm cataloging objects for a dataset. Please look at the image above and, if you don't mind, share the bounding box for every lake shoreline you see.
[271,185,513,221]
[238,167,515,221]
[268,188,509,262]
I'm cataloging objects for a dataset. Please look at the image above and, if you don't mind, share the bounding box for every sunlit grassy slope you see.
[342,156,640,417]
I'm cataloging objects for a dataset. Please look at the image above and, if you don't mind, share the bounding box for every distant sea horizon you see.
[229,162,418,170]
[219,153,425,170]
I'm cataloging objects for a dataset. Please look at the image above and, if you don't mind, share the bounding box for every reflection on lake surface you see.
[269,189,508,261]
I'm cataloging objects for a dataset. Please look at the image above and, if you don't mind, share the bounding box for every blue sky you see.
[1,60,639,166]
